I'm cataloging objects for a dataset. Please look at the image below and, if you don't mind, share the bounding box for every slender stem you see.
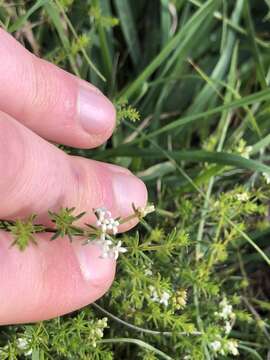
[99,338,174,360]
[93,303,201,337]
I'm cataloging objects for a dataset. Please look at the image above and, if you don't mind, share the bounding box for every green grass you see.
[1,0,270,359]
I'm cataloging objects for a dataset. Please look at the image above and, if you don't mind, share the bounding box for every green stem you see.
[93,303,201,337]
[99,338,174,360]
[92,0,112,83]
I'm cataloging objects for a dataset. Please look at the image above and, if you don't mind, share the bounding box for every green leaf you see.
[94,147,270,175]
[119,0,220,100]
[130,88,270,143]
[114,0,140,67]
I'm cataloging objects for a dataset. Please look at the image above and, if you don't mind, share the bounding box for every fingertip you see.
[112,172,148,230]
[0,27,117,149]
[0,232,116,324]
[73,241,116,292]
[77,81,116,143]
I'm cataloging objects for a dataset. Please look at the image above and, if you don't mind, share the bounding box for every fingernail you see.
[74,242,115,282]
[112,173,147,216]
[78,84,116,135]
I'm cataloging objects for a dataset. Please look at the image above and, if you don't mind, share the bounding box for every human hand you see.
[0,29,147,325]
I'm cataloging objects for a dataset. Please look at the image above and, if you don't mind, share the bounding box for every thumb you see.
[0,231,116,325]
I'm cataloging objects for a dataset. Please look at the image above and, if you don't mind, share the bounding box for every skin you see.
[0,28,147,325]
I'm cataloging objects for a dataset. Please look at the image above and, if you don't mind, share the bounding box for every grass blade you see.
[93,147,270,175]
[129,88,270,142]
[100,338,173,360]
[8,0,48,33]
[119,0,219,100]
[114,0,141,67]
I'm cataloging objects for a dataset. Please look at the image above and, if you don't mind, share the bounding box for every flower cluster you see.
[96,208,119,236]
[89,318,108,348]
[210,337,239,357]
[149,286,171,307]
[172,289,188,310]
[17,337,32,356]
[94,208,127,260]
[235,192,249,202]
[234,139,252,159]
[215,297,236,334]
[262,172,270,184]
[93,205,155,260]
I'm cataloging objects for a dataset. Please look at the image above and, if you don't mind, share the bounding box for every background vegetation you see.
[0,0,270,358]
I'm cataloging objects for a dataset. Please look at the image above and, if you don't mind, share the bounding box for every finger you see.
[0,112,147,231]
[0,231,115,324]
[0,28,115,149]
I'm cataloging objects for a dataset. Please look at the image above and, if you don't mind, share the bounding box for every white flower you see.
[219,297,233,320]
[111,241,127,260]
[96,328,104,337]
[100,240,113,259]
[17,338,28,350]
[144,268,153,276]
[96,207,109,220]
[262,172,270,184]
[235,192,249,202]
[225,321,232,334]
[210,340,222,352]
[159,291,170,307]
[226,340,239,356]
[94,207,127,259]
[242,146,252,159]
[113,221,119,235]
[220,303,233,319]
[17,338,32,356]
[95,208,119,235]
[149,287,170,307]
[149,286,160,302]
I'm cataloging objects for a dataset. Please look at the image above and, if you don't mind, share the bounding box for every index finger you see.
[0,28,115,148]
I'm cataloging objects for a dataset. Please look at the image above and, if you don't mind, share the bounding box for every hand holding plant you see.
[0,28,147,325]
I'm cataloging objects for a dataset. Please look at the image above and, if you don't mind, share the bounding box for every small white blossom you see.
[17,338,32,356]
[219,297,233,320]
[100,240,113,259]
[111,241,127,260]
[149,286,171,307]
[112,220,120,235]
[94,207,127,260]
[226,340,239,356]
[235,192,249,202]
[220,303,233,319]
[159,291,170,307]
[225,320,232,334]
[262,172,270,184]
[17,338,28,350]
[95,207,119,235]
[149,286,160,302]
[96,328,104,337]
[242,146,252,159]
[96,207,110,220]
[144,268,153,276]
[210,340,222,352]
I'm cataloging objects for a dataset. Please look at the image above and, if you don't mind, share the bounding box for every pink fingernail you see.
[78,84,116,135]
[112,173,147,216]
[74,242,115,282]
